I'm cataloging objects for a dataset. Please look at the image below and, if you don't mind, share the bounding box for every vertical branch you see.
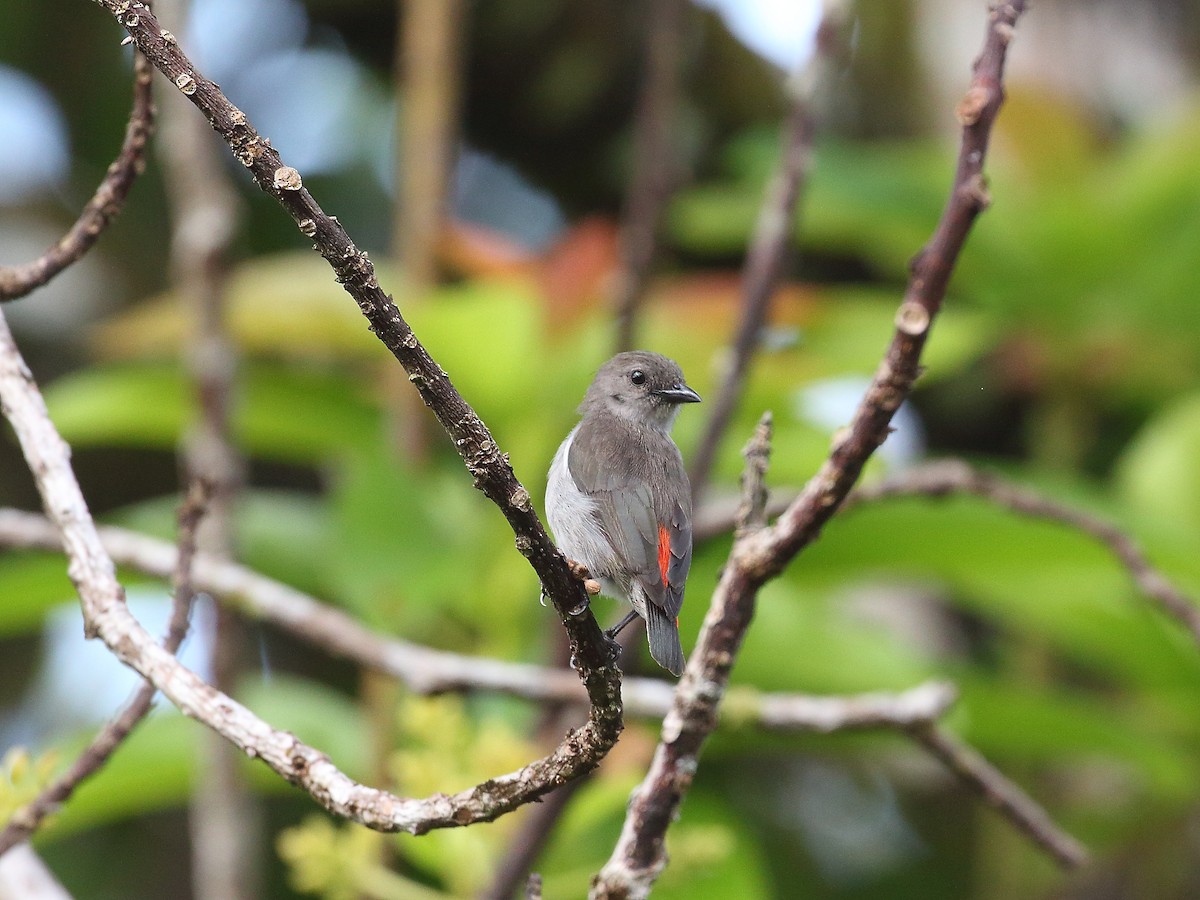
[396,0,464,291]
[154,0,253,894]
[592,416,774,900]
[612,0,689,353]
[688,12,843,499]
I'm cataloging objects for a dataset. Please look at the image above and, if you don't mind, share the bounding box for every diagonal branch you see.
[591,6,1082,897]
[908,722,1088,868]
[593,416,776,899]
[0,49,154,302]
[746,1,1022,578]
[86,0,618,708]
[688,13,842,498]
[847,459,1200,646]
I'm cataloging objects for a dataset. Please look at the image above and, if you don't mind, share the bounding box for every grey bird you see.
[545,351,701,676]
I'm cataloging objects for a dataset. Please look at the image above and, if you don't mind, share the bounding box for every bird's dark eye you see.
[630,370,646,385]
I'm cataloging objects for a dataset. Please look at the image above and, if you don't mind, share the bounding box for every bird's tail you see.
[644,602,685,677]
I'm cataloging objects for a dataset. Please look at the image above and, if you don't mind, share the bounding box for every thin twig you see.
[592,6,1081,896]
[88,0,621,725]
[612,0,689,352]
[0,49,154,302]
[908,722,1088,869]
[0,481,209,856]
[847,459,1200,646]
[0,507,956,732]
[688,14,842,498]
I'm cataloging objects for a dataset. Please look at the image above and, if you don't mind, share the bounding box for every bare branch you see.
[0,507,955,732]
[0,50,154,302]
[0,481,209,855]
[88,0,620,718]
[747,0,1027,580]
[0,307,605,836]
[848,459,1200,646]
[592,6,1083,896]
[592,419,781,899]
[688,14,843,497]
[908,723,1088,869]
[612,0,689,352]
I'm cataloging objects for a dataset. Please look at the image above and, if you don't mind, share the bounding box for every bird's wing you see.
[567,418,691,619]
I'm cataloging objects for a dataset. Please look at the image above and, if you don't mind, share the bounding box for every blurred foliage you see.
[4,2,1200,898]
[0,746,59,825]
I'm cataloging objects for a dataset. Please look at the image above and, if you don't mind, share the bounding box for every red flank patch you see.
[658,524,670,586]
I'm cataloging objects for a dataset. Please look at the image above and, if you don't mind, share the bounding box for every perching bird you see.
[545,351,701,676]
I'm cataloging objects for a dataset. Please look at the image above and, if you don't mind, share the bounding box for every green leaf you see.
[44,361,382,464]
[0,554,75,638]
[1116,392,1200,541]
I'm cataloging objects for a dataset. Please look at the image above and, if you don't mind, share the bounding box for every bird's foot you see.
[604,609,639,641]
[566,558,601,595]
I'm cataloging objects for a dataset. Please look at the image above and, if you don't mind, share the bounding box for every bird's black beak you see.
[653,383,702,404]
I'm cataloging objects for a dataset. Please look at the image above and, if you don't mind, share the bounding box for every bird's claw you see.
[601,632,623,663]
[566,558,601,595]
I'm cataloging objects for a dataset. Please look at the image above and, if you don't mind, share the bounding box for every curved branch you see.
[0,308,611,836]
[0,50,154,302]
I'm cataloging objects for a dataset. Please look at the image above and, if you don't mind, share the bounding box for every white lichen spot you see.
[160,29,177,44]
[174,72,197,95]
[299,218,317,237]
[662,709,684,743]
[894,300,930,336]
[273,166,303,191]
